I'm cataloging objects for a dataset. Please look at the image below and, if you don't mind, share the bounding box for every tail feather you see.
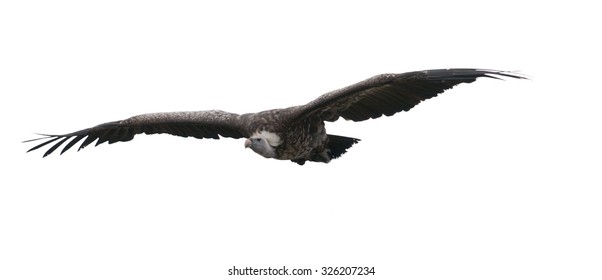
[327,134,360,160]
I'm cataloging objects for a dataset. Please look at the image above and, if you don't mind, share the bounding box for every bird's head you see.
[245,137,277,158]
[244,131,281,159]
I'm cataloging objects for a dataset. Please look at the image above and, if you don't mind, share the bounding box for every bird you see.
[25,68,525,165]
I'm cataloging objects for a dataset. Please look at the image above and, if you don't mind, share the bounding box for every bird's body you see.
[25,69,525,164]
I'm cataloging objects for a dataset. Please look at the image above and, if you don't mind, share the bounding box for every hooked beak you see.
[244,139,252,148]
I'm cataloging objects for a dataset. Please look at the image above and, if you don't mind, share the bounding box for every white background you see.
[1,1,600,279]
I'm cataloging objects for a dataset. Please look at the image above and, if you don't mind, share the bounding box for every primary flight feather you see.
[25,68,525,165]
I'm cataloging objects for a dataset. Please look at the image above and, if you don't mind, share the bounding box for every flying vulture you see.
[25,68,525,165]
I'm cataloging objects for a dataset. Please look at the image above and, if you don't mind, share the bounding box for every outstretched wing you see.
[25,110,247,157]
[289,69,526,122]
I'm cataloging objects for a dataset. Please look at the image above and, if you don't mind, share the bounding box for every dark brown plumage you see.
[25,68,526,164]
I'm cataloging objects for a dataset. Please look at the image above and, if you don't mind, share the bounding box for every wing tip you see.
[477,69,530,81]
[424,68,529,81]
[22,133,56,143]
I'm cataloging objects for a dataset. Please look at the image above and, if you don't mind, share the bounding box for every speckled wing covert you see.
[24,110,247,157]
[289,69,526,123]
